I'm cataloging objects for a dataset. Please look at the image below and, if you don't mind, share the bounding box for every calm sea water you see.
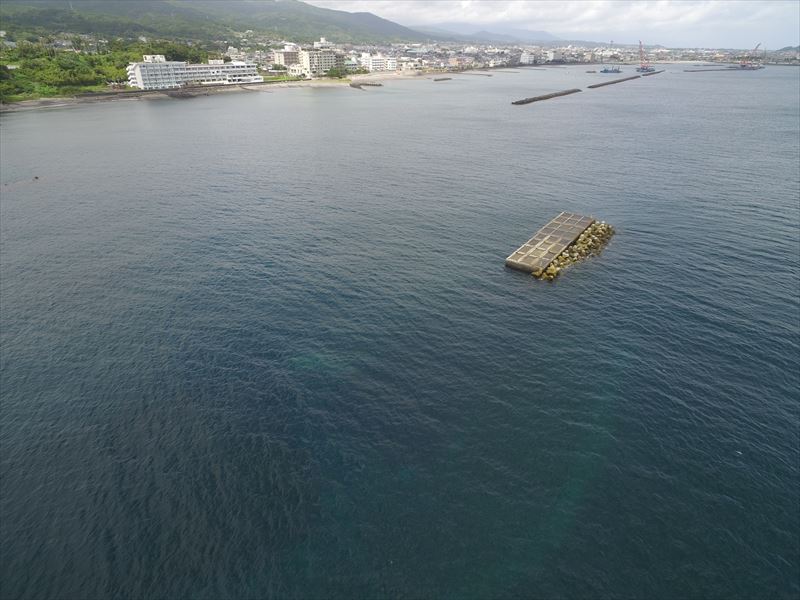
[1,66,798,599]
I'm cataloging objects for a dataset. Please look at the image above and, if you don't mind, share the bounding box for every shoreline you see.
[4,62,791,113]
[0,71,428,113]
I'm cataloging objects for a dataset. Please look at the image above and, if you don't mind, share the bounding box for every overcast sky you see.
[304,0,800,49]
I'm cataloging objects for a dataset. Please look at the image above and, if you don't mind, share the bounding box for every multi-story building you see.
[183,59,263,85]
[272,46,300,67]
[127,54,187,90]
[126,55,263,90]
[359,53,397,72]
[299,49,343,77]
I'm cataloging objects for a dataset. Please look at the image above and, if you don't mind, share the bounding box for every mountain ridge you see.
[0,0,432,43]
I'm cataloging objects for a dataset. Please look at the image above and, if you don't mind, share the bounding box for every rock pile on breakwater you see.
[534,221,615,281]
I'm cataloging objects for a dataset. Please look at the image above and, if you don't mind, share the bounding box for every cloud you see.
[304,0,800,48]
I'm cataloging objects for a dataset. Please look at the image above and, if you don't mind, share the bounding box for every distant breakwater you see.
[587,75,642,89]
[512,88,582,105]
[510,69,664,106]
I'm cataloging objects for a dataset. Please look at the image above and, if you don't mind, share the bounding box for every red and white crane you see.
[636,41,655,72]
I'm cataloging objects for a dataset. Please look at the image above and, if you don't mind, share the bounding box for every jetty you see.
[512,88,581,105]
[641,69,665,76]
[587,75,641,89]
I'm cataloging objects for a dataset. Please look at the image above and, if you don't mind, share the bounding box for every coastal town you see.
[3,26,799,94]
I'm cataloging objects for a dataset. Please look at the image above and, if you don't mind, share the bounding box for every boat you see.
[585,70,596,73]
[599,41,621,74]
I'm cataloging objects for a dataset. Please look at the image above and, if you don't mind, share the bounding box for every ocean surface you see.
[1,65,798,599]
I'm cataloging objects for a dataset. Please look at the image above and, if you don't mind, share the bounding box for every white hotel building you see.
[127,55,263,90]
[359,53,397,72]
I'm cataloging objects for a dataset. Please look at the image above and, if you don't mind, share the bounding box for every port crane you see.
[740,42,762,68]
[636,40,655,72]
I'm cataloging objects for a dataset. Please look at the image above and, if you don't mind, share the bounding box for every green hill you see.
[0,0,430,43]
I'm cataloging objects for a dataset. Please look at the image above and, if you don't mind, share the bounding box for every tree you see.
[325,66,347,78]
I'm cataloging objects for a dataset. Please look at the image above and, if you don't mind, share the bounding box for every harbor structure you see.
[505,212,596,276]
[636,41,656,72]
[511,88,582,105]
[126,55,263,90]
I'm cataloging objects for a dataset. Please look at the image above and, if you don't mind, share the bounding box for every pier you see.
[587,75,641,89]
[512,88,581,105]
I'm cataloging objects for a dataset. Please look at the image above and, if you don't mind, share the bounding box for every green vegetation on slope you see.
[0,40,209,102]
[0,0,430,44]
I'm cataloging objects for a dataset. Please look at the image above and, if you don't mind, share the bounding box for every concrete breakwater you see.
[683,68,747,73]
[586,75,641,89]
[349,82,383,90]
[505,212,615,281]
[536,221,615,280]
[641,69,665,77]
[511,88,582,105]
[506,212,594,274]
